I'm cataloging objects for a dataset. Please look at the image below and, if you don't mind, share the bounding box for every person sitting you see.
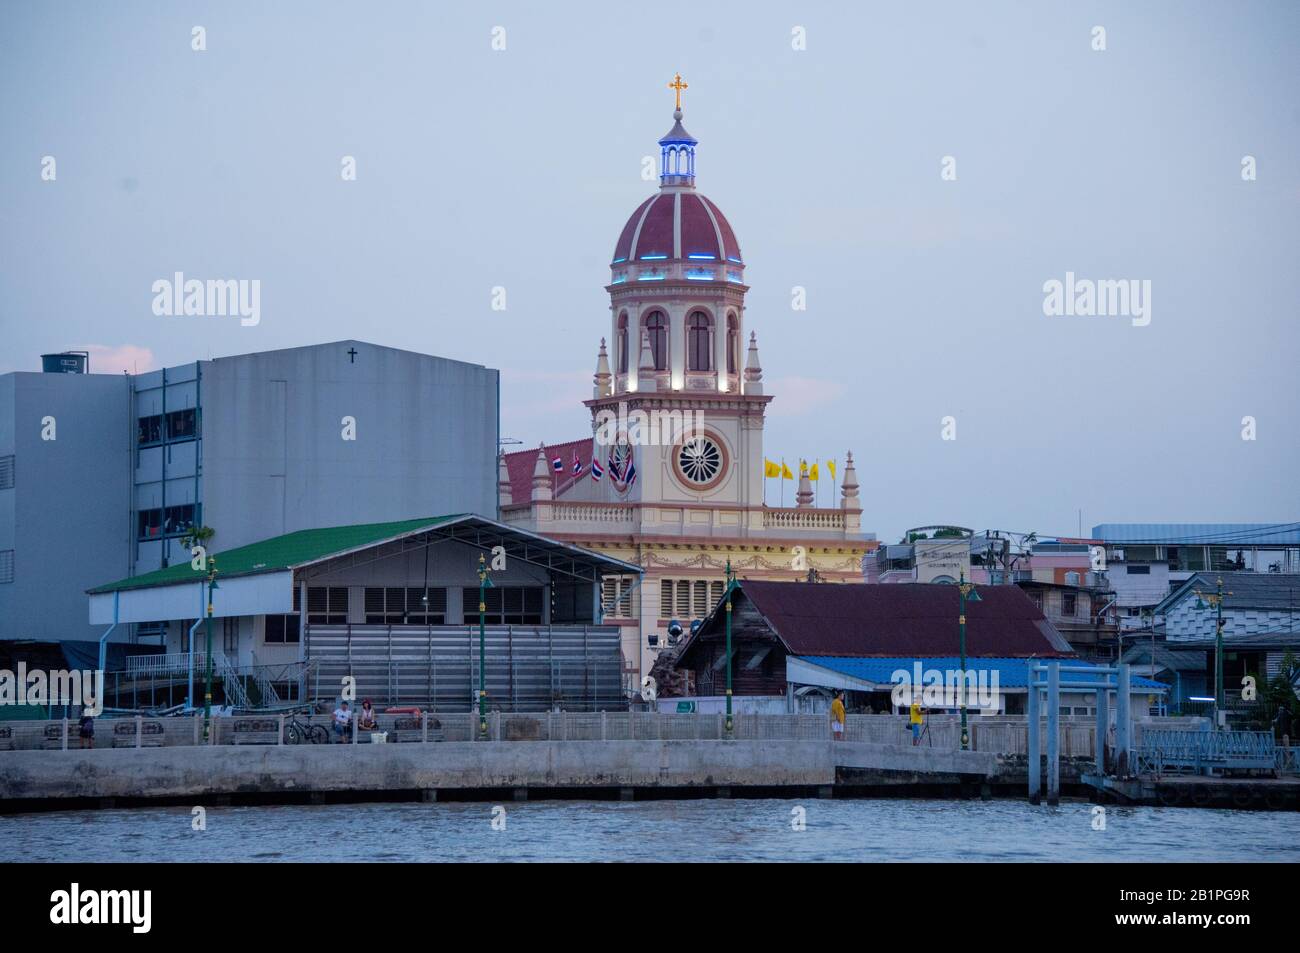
[332,701,351,742]
[358,699,377,732]
[78,709,95,749]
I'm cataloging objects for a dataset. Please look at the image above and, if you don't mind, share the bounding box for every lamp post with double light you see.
[957,572,981,750]
[203,557,219,742]
[477,553,494,739]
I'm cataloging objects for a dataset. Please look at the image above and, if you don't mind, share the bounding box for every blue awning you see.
[793,656,1166,692]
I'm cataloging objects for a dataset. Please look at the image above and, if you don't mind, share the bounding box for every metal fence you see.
[1135,729,1283,776]
[0,712,1216,753]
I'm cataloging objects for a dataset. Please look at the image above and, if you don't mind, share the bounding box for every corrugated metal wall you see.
[306,624,623,711]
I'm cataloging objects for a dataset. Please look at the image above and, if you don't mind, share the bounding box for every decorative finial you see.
[668,72,688,112]
[593,337,612,397]
[743,330,763,395]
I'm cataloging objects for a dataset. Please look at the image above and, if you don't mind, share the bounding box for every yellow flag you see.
[799,460,809,476]
[810,462,820,481]
[764,459,781,478]
[781,461,793,480]
[827,459,837,480]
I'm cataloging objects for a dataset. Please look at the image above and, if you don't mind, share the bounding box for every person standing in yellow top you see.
[830,691,846,741]
[909,697,924,746]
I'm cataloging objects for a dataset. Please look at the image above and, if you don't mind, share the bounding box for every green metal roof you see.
[88,516,464,594]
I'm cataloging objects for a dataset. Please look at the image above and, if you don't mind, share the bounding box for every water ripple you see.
[3,798,1297,863]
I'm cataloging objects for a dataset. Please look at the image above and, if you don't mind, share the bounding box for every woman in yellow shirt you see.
[909,699,924,745]
[830,692,846,741]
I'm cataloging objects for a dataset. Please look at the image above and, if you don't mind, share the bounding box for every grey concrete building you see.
[0,369,133,644]
[0,340,499,644]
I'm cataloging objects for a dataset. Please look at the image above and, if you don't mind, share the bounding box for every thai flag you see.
[591,459,603,481]
[606,452,622,482]
[552,453,563,472]
[572,450,583,475]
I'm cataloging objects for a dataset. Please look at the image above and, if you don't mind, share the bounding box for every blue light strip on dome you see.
[612,257,627,264]
[685,269,715,280]
[688,254,716,260]
[637,274,666,281]
[726,256,743,264]
[639,254,668,261]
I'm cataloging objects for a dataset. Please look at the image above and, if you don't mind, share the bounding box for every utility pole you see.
[1194,577,1231,729]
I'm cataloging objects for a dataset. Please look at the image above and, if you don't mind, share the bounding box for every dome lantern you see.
[659,73,697,187]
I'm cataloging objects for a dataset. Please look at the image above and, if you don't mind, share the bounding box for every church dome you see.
[610,102,743,268]
[611,191,743,265]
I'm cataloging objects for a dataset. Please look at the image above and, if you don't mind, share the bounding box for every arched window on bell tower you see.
[687,311,713,371]
[644,311,668,370]
[726,312,739,375]
[617,312,629,374]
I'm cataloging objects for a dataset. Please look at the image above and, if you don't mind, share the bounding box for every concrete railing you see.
[0,712,1207,754]
[762,508,846,531]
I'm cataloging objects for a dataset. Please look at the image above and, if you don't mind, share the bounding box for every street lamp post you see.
[957,572,981,751]
[1194,576,1231,729]
[203,557,219,742]
[477,554,493,740]
[724,559,735,734]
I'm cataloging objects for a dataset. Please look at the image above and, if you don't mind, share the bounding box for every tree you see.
[180,525,214,550]
[1264,650,1299,737]
[1266,650,1300,709]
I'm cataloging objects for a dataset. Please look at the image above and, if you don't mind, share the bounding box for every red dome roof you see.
[612,192,742,264]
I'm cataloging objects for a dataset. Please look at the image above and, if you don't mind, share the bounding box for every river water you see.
[3,798,1298,862]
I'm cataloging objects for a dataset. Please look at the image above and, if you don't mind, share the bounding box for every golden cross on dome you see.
[668,72,688,111]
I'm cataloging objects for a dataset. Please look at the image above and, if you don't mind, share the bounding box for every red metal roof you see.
[503,437,592,505]
[700,580,1074,658]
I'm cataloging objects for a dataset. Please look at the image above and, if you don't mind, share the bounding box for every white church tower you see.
[502,78,873,688]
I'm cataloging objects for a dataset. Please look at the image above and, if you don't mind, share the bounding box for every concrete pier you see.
[0,740,999,807]
[0,740,836,803]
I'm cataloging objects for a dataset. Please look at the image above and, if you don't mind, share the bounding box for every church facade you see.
[501,84,875,691]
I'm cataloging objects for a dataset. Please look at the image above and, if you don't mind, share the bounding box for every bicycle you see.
[284,709,329,744]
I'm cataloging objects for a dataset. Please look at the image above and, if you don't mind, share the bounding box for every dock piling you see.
[1027,663,1041,804]
[1116,664,1131,776]
[1046,660,1060,806]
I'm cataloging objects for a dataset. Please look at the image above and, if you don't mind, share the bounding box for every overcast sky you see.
[2,1,1297,542]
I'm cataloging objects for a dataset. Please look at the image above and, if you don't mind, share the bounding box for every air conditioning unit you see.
[1113,549,1125,561]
